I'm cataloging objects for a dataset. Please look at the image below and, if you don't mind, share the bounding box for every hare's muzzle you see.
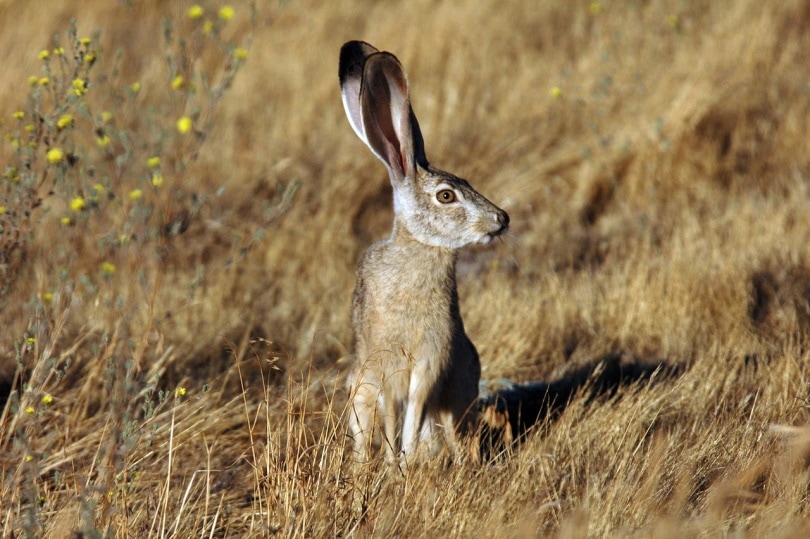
[492,209,510,236]
[496,209,510,232]
[481,209,509,244]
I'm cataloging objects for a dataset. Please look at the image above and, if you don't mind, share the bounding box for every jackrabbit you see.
[339,41,509,463]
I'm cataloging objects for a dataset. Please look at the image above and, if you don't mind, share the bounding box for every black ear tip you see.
[339,41,379,83]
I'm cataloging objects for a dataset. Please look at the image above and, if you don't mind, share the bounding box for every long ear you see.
[409,108,429,170]
[339,41,379,144]
[359,52,418,183]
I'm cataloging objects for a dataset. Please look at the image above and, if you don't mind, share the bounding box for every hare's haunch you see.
[339,41,509,463]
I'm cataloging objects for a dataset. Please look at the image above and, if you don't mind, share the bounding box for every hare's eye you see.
[436,189,456,204]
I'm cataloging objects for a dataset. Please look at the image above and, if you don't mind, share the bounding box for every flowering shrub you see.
[0,5,279,535]
[1,7,252,293]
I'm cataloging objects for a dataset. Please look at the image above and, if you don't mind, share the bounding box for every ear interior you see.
[360,53,415,182]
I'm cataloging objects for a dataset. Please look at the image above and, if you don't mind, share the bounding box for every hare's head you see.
[339,41,509,249]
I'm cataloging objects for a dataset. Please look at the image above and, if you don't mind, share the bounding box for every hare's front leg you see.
[348,379,377,461]
[401,369,434,459]
[380,392,399,462]
[401,399,423,460]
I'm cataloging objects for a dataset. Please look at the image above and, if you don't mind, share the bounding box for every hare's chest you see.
[358,246,456,352]
[366,270,452,329]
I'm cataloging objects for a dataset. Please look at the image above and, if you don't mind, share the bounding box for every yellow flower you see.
[12,111,24,120]
[93,183,105,193]
[72,78,87,96]
[42,292,53,302]
[176,387,187,397]
[234,48,248,61]
[101,261,116,275]
[24,455,34,462]
[128,189,143,200]
[0,206,5,215]
[151,172,164,187]
[219,5,234,20]
[171,75,184,90]
[101,110,114,123]
[129,82,141,94]
[38,49,49,60]
[550,86,563,98]
[202,21,214,34]
[96,134,111,148]
[188,5,204,19]
[70,197,85,212]
[28,75,38,86]
[39,77,50,86]
[42,394,53,404]
[53,47,64,56]
[80,37,91,46]
[146,156,161,168]
[25,405,35,414]
[47,147,65,164]
[60,216,72,226]
[26,336,35,344]
[176,116,192,134]
[84,53,96,64]
[25,124,35,133]
[56,114,74,129]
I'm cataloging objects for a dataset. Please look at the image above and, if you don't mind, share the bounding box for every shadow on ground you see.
[476,353,682,459]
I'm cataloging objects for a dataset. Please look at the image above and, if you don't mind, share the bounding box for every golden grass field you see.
[2,0,810,536]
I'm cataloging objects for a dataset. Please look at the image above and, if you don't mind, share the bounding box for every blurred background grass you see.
[1,0,810,536]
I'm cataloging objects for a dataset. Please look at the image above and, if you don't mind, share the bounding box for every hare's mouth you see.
[483,210,510,243]
[480,226,507,245]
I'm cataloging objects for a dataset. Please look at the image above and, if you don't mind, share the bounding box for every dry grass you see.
[1,0,810,536]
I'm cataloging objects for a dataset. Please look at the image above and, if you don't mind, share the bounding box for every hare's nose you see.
[497,210,510,230]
